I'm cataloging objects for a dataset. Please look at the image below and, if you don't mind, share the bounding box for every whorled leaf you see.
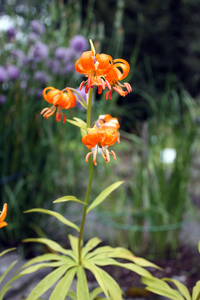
[90,257,153,278]
[163,278,191,300]
[24,208,80,232]
[0,260,17,284]
[26,265,72,300]
[83,259,110,299]
[89,287,104,300]
[0,248,16,258]
[49,266,77,300]
[20,253,71,270]
[69,235,79,258]
[142,276,185,300]
[77,266,90,300]
[66,118,87,130]
[23,238,77,261]
[192,281,200,300]
[82,237,102,258]
[20,261,67,276]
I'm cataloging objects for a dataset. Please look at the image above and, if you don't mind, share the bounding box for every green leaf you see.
[86,246,113,259]
[97,268,122,300]
[66,119,87,130]
[83,259,110,299]
[67,290,77,300]
[49,267,77,300]
[23,238,77,261]
[87,181,124,213]
[24,208,80,232]
[20,261,67,275]
[90,257,153,278]
[142,277,184,300]
[26,265,70,300]
[53,195,84,205]
[163,278,191,300]
[192,281,200,300]
[198,241,200,254]
[0,285,12,300]
[20,253,71,270]
[101,247,161,269]
[82,237,102,258]
[77,266,90,300]
[90,287,103,300]
[69,235,79,259]
[0,260,17,284]
[0,248,16,258]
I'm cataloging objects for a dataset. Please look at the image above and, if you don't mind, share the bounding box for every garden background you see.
[0,0,200,282]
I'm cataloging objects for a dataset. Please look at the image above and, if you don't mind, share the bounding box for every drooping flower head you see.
[0,204,7,229]
[104,59,132,100]
[75,50,113,94]
[82,126,119,166]
[97,114,120,143]
[41,87,76,123]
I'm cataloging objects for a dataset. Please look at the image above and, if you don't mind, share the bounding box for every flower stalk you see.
[78,87,94,265]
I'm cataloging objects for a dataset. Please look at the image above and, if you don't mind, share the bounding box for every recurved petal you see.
[0,203,7,222]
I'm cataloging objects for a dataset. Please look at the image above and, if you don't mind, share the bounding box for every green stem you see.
[78,87,94,264]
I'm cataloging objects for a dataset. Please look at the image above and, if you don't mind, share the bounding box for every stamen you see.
[93,148,98,166]
[105,79,112,90]
[124,82,132,93]
[85,151,93,163]
[79,81,85,90]
[105,149,110,163]
[100,78,105,90]
[98,85,103,94]
[111,150,117,161]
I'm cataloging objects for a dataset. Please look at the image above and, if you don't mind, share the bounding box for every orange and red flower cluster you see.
[75,50,132,100]
[0,203,7,229]
[82,114,120,165]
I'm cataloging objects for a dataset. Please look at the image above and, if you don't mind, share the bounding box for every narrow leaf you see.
[24,208,80,232]
[142,277,184,300]
[23,238,77,261]
[53,196,84,205]
[20,253,72,270]
[86,246,114,259]
[77,266,90,300]
[67,291,77,300]
[20,261,67,276]
[69,235,79,258]
[163,278,191,300]
[90,287,103,300]
[26,265,70,300]
[98,268,122,300]
[198,242,200,254]
[91,257,153,278]
[104,247,161,269]
[192,281,200,300]
[66,119,87,130]
[83,259,110,299]
[82,237,102,258]
[87,181,124,213]
[0,261,17,284]
[0,248,16,258]
[49,267,77,300]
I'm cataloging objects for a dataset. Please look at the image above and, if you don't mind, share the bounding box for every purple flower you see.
[0,94,6,105]
[29,42,49,62]
[55,47,74,62]
[0,66,7,82]
[64,62,74,74]
[30,20,45,35]
[10,50,25,66]
[28,32,39,43]
[7,27,16,41]
[34,71,49,84]
[36,88,43,98]
[69,35,88,52]
[7,65,20,81]
[46,59,61,75]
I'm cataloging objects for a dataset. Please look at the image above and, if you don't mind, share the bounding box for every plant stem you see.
[78,87,94,264]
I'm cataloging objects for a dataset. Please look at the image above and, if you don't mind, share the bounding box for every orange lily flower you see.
[97,114,120,143]
[82,127,119,166]
[0,203,7,228]
[97,114,120,130]
[104,59,132,100]
[75,51,113,94]
[40,87,76,123]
